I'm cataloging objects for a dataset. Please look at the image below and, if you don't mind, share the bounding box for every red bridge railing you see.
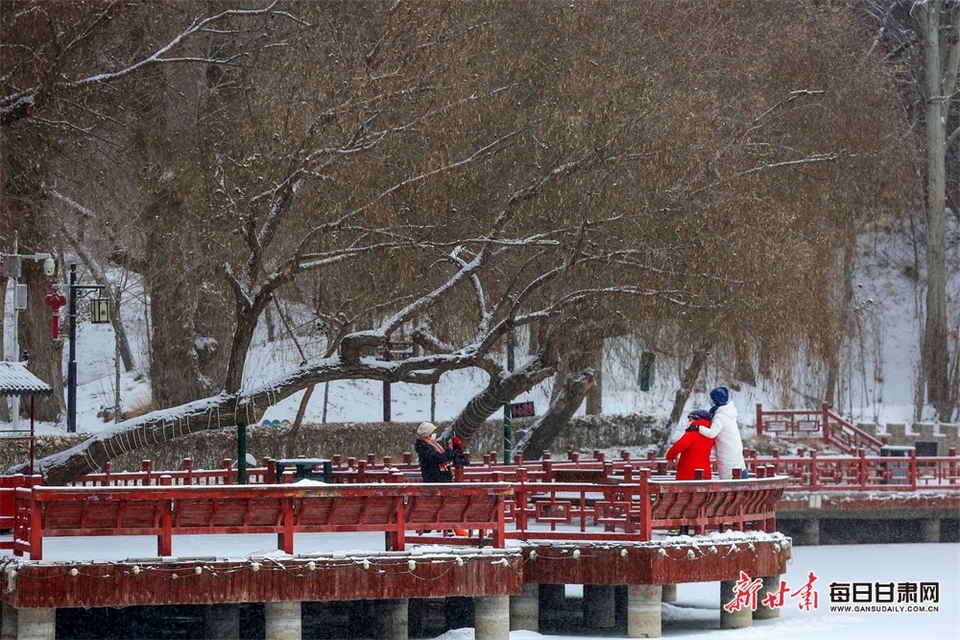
[755,403,884,454]
[4,446,958,549]
[9,471,786,561]
[11,479,511,561]
[50,445,960,492]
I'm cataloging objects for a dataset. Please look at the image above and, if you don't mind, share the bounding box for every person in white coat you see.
[697,386,747,480]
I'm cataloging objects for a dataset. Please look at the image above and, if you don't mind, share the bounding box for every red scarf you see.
[420,436,452,472]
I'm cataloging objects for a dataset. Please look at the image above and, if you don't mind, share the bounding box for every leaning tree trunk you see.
[9,344,497,484]
[513,367,595,461]
[667,350,707,427]
[655,349,709,454]
[442,354,556,443]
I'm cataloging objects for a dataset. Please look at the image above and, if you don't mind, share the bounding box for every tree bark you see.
[918,0,957,421]
[444,355,556,443]
[513,367,594,461]
[667,350,708,429]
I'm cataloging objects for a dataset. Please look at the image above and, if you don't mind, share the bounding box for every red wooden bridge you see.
[1,446,956,639]
[1,458,793,639]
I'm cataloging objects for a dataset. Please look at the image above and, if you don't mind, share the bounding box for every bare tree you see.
[916,0,959,421]
[857,0,959,422]
[4,1,920,480]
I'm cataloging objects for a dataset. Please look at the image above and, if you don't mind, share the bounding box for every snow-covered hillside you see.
[4,218,958,437]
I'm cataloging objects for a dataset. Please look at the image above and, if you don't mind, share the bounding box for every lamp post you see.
[66,263,105,433]
[2,235,55,433]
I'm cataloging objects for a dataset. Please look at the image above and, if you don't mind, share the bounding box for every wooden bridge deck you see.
[1,472,790,613]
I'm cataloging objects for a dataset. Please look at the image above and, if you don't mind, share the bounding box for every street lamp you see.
[2,235,55,434]
[66,263,106,433]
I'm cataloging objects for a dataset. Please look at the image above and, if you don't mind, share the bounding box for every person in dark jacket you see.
[414,422,469,537]
[666,409,716,480]
[414,421,457,483]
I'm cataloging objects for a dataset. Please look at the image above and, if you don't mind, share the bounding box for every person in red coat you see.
[666,409,715,480]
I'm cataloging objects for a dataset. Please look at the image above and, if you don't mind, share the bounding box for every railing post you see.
[756,403,763,438]
[223,458,235,485]
[950,448,958,485]
[638,469,652,540]
[29,487,43,560]
[809,451,819,489]
[279,497,294,554]
[141,460,152,486]
[515,468,528,533]
[858,449,867,488]
[159,475,173,556]
[909,449,918,491]
[822,402,831,447]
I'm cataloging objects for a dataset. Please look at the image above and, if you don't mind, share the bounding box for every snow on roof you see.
[0,361,53,397]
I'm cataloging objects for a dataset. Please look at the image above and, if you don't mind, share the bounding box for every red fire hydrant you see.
[44,291,67,339]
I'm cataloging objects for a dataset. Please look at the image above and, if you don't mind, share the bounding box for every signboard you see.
[510,401,535,418]
[376,341,415,361]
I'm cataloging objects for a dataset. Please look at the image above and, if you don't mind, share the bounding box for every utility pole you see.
[66,263,105,432]
[2,233,55,432]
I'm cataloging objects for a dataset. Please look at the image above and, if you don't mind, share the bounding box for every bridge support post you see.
[1,603,56,640]
[474,595,509,640]
[803,517,820,545]
[719,580,753,629]
[754,575,781,620]
[661,583,677,602]
[265,601,301,640]
[371,598,408,640]
[626,584,661,638]
[920,518,940,543]
[205,603,240,639]
[510,582,539,631]
[539,583,565,611]
[583,585,616,629]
